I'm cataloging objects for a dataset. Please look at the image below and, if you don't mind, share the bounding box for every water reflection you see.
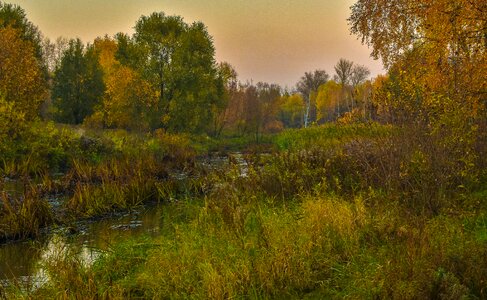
[0,239,46,282]
[0,204,167,285]
[0,154,247,286]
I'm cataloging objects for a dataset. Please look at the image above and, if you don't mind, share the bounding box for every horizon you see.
[9,0,385,87]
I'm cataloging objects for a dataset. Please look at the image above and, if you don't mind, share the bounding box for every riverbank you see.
[2,123,486,298]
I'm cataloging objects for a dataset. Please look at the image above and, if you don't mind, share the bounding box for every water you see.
[0,153,250,287]
[0,204,168,287]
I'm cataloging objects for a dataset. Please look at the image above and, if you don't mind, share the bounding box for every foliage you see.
[211,62,238,137]
[274,123,391,151]
[0,185,53,241]
[0,27,48,120]
[33,189,487,299]
[52,39,105,124]
[132,13,224,132]
[219,82,283,139]
[279,93,304,128]
[315,80,341,122]
[332,58,372,117]
[0,121,80,177]
[0,97,27,156]
[0,2,486,298]
[87,37,157,131]
[349,0,486,205]
[0,1,45,71]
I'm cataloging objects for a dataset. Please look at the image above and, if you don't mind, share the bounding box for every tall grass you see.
[32,191,487,299]
[4,122,486,298]
[274,122,393,151]
[0,185,53,241]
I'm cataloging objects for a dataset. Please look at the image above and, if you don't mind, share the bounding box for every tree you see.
[0,2,45,69]
[134,13,186,127]
[213,62,238,136]
[114,33,145,70]
[256,82,283,135]
[279,93,305,128]
[52,39,105,124]
[296,70,329,127]
[351,65,370,88]
[334,58,354,86]
[223,82,282,139]
[168,21,223,133]
[350,65,370,109]
[333,58,355,116]
[315,80,341,123]
[133,13,223,133]
[354,79,373,119]
[86,37,156,131]
[349,0,487,191]
[0,27,47,120]
[348,0,486,107]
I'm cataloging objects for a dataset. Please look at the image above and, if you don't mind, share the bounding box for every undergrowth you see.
[2,122,486,299]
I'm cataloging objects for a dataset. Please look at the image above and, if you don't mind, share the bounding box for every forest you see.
[0,0,486,298]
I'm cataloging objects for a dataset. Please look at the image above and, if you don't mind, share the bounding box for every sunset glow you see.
[10,0,383,86]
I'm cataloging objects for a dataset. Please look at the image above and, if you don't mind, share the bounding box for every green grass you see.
[274,122,393,151]
[2,122,486,298]
[30,192,487,299]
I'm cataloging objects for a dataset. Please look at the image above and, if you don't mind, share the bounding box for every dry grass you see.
[0,185,53,241]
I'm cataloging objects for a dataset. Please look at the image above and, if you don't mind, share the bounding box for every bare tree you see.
[351,65,370,109]
[334,58,354,86]
[42,36,69,74]
[296,70,329,127]
[334,59,354,115]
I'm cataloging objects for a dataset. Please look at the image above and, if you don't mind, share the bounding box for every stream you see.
[0,153,249,288]
[0,204,166,288]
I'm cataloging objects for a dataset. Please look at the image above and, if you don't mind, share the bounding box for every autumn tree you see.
[350,64,370,109]
[256,82,283,134]
[84,37,156,131]
[333,59,354,115]
[315,80,341,123]
[349,0,487,194]
[279,93,305,128]
[237,83,282,140]
[52,39,105,124]
[0,27,47,120]
[213,62,238,137]
[296,70,329,127]
[349,0,486,111]
[0,2,45,71]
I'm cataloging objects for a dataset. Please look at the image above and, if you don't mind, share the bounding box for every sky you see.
[9,0,384,88]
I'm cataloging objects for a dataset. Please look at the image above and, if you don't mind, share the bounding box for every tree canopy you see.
[0,27,47,120]
[52,39,105,124]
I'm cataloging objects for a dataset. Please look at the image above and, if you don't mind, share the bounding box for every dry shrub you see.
[339,123,481,214]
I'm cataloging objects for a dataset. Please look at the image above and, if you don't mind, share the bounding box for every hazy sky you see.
[10,0,384,87]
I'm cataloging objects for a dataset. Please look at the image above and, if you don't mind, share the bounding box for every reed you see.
[0,185,53,241]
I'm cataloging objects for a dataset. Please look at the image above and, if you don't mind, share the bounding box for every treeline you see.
[0,2,383,139]
[1,0,485,146]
